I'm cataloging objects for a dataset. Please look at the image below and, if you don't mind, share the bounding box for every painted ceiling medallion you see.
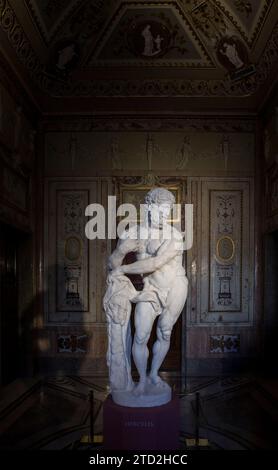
[216,35,255,81]
[127,20,170,59]
[47,38,80,78]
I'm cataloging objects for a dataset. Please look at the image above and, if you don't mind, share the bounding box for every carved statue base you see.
[112,381,172,408]
[103,393,180,450]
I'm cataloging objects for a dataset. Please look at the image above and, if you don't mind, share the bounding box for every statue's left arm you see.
[117,239,179,275]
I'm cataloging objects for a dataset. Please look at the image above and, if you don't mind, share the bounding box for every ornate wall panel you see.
[266,163,278,216]
[209,334,240,354]
[57,333,89,353]
[57,190,89,314]
[44,178,111,324]
[0,75,35,231]
[1,165,29,214]
[187,178,254,325]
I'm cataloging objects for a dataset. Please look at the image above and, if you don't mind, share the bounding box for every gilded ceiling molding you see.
[0,0,42,87]
[24,0,85,45]
[212,0,273,47]
[41,116,255,133]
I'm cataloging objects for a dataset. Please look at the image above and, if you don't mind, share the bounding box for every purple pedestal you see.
[103,394,180,450]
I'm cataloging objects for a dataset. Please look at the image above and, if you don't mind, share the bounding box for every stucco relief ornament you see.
[103,188,188,407]
[176,136,194,170]
[110,136,122,170]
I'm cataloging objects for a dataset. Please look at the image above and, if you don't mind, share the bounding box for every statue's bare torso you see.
[122,224,185,291]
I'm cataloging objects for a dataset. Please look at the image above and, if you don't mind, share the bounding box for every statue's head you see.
[144,187,175,228]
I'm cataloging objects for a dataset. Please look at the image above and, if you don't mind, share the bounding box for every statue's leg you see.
[149,277,188,385]
[132,301,155,395]
[149,312,172,386]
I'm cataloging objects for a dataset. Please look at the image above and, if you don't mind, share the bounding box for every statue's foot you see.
[148,373,168,389]
[127,380,135,392]
[132,381,146,396]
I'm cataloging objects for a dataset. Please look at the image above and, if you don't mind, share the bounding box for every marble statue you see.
[103,188,188,407]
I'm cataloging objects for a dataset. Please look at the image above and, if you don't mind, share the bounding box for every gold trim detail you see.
[119,175,182,223]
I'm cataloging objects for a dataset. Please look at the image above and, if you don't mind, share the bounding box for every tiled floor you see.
[0,375,277,450]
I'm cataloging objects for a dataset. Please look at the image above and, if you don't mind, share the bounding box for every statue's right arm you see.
[108,237,139,270]
[108,239,127,270]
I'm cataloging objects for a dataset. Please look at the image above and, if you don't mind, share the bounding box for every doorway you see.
[0,223,20,385]
[264,230,278,373]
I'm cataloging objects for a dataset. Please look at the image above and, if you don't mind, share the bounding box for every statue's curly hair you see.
[144,187,175,207]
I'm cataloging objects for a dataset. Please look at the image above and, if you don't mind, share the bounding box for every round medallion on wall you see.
[65,237,82,262]
[216,236,235,263]
[126,20,170,59]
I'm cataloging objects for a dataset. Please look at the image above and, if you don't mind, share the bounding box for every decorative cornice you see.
[43,76,253,97]
[41,116,255,132]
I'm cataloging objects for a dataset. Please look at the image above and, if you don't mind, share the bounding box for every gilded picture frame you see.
[118,176,183,224]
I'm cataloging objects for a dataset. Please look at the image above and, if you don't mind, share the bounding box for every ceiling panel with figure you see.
[0,0,277,109]
[86,5,213,67]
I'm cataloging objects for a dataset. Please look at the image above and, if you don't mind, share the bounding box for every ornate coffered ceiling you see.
[0,0,277,112]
